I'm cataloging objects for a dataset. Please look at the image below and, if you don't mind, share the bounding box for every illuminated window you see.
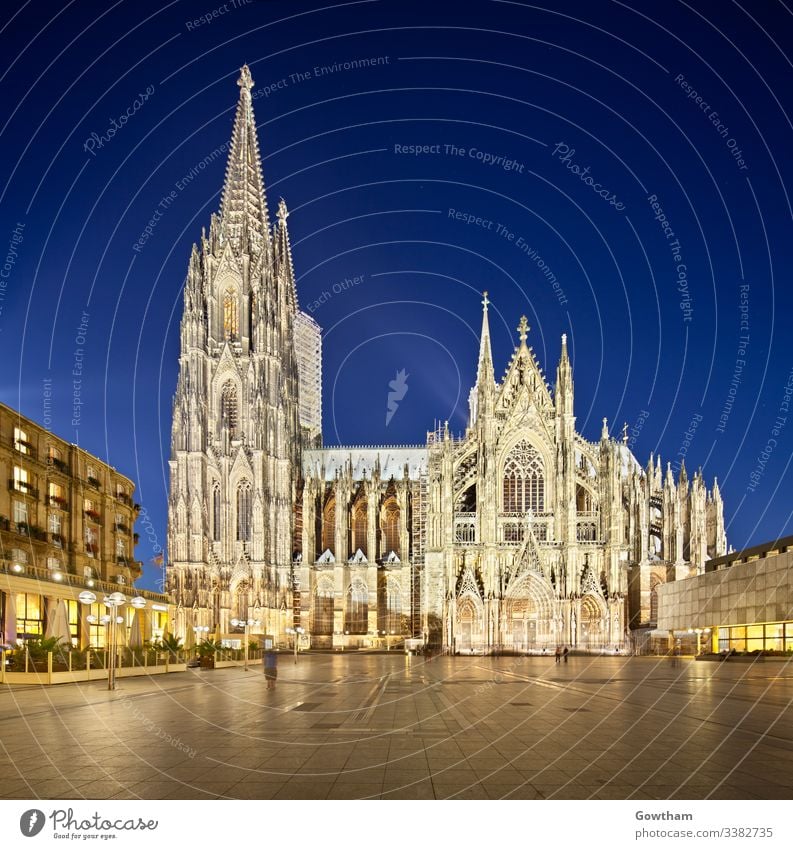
[382,500,400,556]
[352,501,367,555]
[46,555,60,571]
[236,482,252,542]
[13,466,29,492]
[14,427,30,454]
[503,441,545,512]
[49,512,62,535]
[344,583,368,634]
[16,593,43,638]
[10,547,27,564]
[322,497,336,553]
[312,587,334,635]
[223,288,238,339]
[116,538,126,559]
[66,600,79,645]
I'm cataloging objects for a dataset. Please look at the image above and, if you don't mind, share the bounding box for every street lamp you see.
[231,618,260,671]
[80,590,126,690]
[286,626,305,663]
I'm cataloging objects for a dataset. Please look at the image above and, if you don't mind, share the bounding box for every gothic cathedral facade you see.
[167,68,728,652]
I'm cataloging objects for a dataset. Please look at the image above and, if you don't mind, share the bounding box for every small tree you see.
[154,634,183,657]
[196,639,223,657]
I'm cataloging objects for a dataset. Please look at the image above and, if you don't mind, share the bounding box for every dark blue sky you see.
[1,0,792,590]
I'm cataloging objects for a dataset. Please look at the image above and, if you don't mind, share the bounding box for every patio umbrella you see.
[128,609,144,647]
[45,599,70,645]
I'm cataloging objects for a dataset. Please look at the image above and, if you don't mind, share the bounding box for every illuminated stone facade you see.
[167,68,728,651]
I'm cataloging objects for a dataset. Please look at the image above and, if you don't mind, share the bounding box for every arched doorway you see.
[456,595,482,653]
[580,594,606,649]
[504,571,555,651]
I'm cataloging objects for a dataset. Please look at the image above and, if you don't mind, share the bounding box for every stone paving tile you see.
[4,656,793,800]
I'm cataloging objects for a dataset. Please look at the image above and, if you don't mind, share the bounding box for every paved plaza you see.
[1,654,792,800]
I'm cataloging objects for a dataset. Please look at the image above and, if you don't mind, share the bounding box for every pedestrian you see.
[563,646,569,663]
[263,648,278,690]
[555,646,561,664]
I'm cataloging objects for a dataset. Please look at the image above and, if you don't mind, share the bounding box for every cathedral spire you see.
[275,198,298,310]
[219,65,270,258]
[475,291,495,388]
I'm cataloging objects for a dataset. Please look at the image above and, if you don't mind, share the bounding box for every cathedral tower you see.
[166,66,317,639]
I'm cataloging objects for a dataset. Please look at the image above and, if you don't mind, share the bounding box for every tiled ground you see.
[1,654,792,800]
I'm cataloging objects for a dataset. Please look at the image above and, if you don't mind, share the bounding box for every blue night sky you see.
[1,1,792,590]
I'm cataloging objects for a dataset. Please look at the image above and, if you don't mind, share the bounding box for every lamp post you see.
[80,590,126,690]
[286,626,305,663]
[231,618,259,671]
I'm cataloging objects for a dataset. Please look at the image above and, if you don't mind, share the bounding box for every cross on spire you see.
[482,290,490,310]
[518,315,529,344]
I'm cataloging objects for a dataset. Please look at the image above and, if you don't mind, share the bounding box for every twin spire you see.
[219,65,269,259]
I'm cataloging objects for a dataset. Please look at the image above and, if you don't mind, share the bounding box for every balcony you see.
[85,542,98,557]
[13,438,36,457]
[84,509,102,525]
[114,522,130,534]
[116,492,132,506]
[9,479,38,499]
[0,557,169,603]
[86,476,101,489]
[48,494,68,510]
[14,522,47,542]
[48,456,69,474]
[51,532,65,548]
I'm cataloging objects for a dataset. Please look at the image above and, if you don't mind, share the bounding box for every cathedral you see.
[166,67,728,653]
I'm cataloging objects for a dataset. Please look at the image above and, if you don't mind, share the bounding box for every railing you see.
[48,457,68,474]
[8,479,38,498]
[84,509,102,524]
[48,495,68,510]
[0,558,167,602]
[13,439,36,457]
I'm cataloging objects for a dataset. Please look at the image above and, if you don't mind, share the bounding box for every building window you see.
[322,497,335,553]
[577,522,597,542]
[116,538,126,560]
[85,527,98,557]
[345,583,368,634]
[46,555,60,571]
[312,588,334,635]
[12,466,30,493]
[503,441,545,513]
[220,382,239,439]
[212,486,221,541]
[13,500,28,526]
[382,500,400,557]
[48,481,66,509]
[236,483,252,542]
[223,288,238,339]
[15,593,43,639]
[14,427,31,454]
[352,501,367,555]
[10,547,28,564]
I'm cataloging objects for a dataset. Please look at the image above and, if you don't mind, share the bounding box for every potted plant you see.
[196,639,222,669]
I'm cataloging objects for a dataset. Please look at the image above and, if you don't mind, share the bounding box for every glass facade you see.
[716,621,793,653]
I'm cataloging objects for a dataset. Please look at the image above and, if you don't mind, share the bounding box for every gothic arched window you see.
[502,441,545,513]
[382,499,400,557]
[345,582,368,634]
[212,485,221,541]
[322,497,335,553]
[236,482,252,542]
[220,383,238,439]
[352,500,367,556]
[223,288,238,340]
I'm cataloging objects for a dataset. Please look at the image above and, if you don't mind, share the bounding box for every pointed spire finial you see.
[238,64,254,90]
[622,422,628,443]
[518,315,529,344]
[482,290,489,310]
[601,417,608,439]
[278,197,289,222]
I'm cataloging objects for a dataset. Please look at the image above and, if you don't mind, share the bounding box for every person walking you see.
[563,646,569,663]
[263,648,278,690]
[555,646,561,664]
